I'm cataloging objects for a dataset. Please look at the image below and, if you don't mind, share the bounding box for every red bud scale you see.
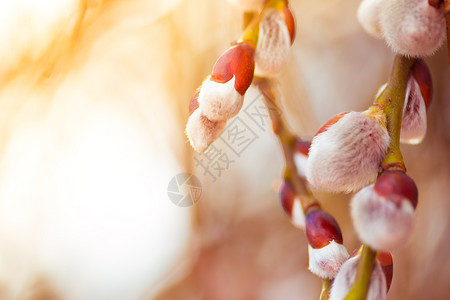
[305,209,343,249]
[210,42,255,95]
[374,170,418,209]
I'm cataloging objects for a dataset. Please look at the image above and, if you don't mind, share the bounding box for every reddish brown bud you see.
[374,171,418,209]
[189,90,200,116]
[411,59,433,109]
[210,42,255,95]
[428,0,442,9]
[305,209,343,249]
[279,180,295,217]
[282,5,296,44]
[377,251,393,292]
[295,139,311,156]
[315,112,349,136]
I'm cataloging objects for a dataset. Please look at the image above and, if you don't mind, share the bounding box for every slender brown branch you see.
[253,77,318,212]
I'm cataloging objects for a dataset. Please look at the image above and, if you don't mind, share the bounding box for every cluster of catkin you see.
[186,0,445,299]
[186,0,294,152]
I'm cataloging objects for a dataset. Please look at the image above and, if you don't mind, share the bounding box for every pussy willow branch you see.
[375,55,416,172]
[345,55,416,300]
[254,77,331,299]
[253,77,318,210]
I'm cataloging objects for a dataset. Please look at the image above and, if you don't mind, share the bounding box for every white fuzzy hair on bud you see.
[308,241,349,279]
[351,185,415,251]
[306,108,390,194]
[198,76,244,122]
[357,0,384,39]
[380,0,446,57]
[254,8,291,77]
[185,109,227,153]
[330,256,387,300]
[227,0,267,11]
[294,151,308,178]
[400,75,427,144]
[291,197,305,229]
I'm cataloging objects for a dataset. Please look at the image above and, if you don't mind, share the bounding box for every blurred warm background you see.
[0,0,448,299]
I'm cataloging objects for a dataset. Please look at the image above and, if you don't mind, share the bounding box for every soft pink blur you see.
[0,1,449,300]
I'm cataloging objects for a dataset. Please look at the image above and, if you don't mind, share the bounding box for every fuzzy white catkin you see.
[351,185,415,250]
[400,76,427,144]
[330,256,387,300]
[227,0,266,11]
[254,8,291,77]
[306,110,390,194]
[357,0,384,39]
[308,241,349,280]
[198,76,244,122]
[380,0,446,57]
[185,109,227,152]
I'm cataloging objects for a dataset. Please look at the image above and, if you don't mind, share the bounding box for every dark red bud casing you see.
[279,180,295,217]
[305,209,343,249]
[377,251,393,292]
[282,5,296,44]
[374,170,418,209]
[210,42,255,96]
[411,59,432,109]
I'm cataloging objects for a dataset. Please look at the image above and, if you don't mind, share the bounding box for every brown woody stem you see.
[254,77,318,213]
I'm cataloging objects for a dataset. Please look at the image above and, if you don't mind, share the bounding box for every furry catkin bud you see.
[185,109,227,152]
[198,76,244,121]
[198,43,255,121]
[227,0,267,11]
[305,209,349,278]
[254,8,293,76]
[278,180,305,228]
[306,209,348,278]
[308,242,349,279]
[380,0,446,57]
[400,59,433,145]
[351,184,415,250]
[294,139,311,178]
[329,255,387,300]
[306,107,390,193]
[357,0,384,38]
